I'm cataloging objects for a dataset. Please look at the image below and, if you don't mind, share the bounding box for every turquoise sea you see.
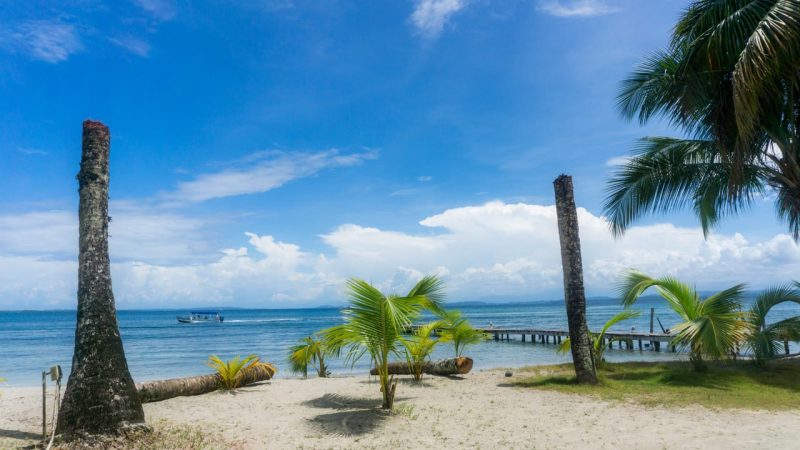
[1,297,796,387]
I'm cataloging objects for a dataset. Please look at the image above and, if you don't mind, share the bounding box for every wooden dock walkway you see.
[478,327,675,352]
[407,324,676,352]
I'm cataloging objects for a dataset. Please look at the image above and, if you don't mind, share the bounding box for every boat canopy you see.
[190,311,220,315]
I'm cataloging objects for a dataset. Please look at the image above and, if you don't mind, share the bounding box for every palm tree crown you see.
[618,270,750,371]
[605,1,800,239]
[322,275,445,409]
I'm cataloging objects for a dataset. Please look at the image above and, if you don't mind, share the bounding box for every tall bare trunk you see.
[553,175,598,385]
[57,120,146,437]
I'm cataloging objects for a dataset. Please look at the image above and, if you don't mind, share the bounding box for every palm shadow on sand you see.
[303,393,395,436]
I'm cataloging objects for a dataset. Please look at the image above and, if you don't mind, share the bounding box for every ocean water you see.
[1,298,796,387]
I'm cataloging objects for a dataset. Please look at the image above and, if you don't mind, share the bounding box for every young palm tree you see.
[438,311,485,358]
[619,271,750,372]
[288,335,330,378]
[322,275,445,409]
[557,310,640,369]
[206,354,259,390]
[605,1,800,239]
[745,283,800,365]
[400,321,441,382]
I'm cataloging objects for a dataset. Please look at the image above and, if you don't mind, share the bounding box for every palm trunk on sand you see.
[137,363,276,403]
[553,175,598,385]
[369,357,473,376]
[57,121,147,437]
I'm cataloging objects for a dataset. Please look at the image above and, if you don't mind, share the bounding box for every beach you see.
[3,369,799,449]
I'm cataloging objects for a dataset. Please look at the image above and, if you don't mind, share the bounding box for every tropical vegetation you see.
[744,282,800,365]
[322,275,445,409]
[605,1,800,239]
[619,271,750,371]
[207,354,260,390]
[400,321,441,381]
[512,359,800,411]
[557,309,640,369]
[288,335,331,379]
[438,310,486,358]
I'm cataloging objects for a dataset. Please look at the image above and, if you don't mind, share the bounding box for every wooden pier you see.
[477,327,675,352]
[407,323,676,352]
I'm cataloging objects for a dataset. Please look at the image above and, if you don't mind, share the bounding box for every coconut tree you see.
[288,335,331,378]
[619,271,750,371]
[322,275,444,409]
[745,283,800,365]
[438,311,485,358]
[554,174,598,384]
[557,310,641,369]
[400,321,441,382]
[57,121,145,437]
[605,1,800,239]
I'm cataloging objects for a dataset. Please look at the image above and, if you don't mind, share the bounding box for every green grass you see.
[511,359,800,410]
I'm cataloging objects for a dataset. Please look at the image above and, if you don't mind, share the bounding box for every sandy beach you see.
[2,369,799,449]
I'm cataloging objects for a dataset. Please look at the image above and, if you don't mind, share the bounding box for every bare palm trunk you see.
[137,363,276,403]
[57,120,146,437]
[370,357,474,376]
[553,175,598,385]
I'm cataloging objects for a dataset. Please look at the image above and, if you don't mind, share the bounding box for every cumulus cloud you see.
[1,20,82,63]
[410,0,467,38]
[164,149,377,204]
[2,201,798,309]
[537,0,619,18]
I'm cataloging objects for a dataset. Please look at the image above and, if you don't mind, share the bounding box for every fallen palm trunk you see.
[370,357,473,376]
[136,363,276,403]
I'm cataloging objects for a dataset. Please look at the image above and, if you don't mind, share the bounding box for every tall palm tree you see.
[554,175,598,384]
[57,121,145,437]
[605,1,800,239]
[745,282,800,365]
[322,275,445,409]
[619,271,750,371]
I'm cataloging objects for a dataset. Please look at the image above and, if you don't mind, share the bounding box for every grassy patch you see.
[511,359,800,410]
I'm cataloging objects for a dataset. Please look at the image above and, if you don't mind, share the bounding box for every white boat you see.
[177,311,224,323]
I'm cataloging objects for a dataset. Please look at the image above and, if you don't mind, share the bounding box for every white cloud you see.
[164,149,377,204]
[2,20,82,63]
[2,201,799,309]
[410,0,467,38]
[16,147,49,156]
[418,175,433,182]
[605,155,630,167]
[0,206,212,264]
[133,0,177,20]
[537,0,619,18]
[109,36,151,57]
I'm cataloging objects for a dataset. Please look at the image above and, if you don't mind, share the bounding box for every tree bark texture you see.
[137,363,276,403]
[553,175,598,384]
[57,120,147,436]
[369,357,473,376]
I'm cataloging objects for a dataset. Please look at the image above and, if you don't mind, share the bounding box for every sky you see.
[1,0,798,310]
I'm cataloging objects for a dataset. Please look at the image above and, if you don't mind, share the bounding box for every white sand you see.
[2,370,799,449]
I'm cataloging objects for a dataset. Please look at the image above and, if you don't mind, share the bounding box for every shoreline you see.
[3,366,799,449]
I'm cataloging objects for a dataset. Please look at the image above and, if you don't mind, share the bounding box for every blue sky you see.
[1,0,797,309]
